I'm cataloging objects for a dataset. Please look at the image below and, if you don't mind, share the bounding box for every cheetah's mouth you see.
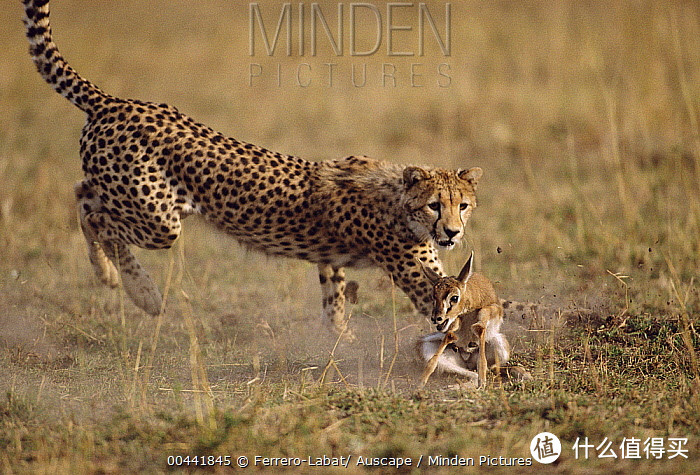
[436,320,449,332]
[436,316,458,333]
[436,239,456,249]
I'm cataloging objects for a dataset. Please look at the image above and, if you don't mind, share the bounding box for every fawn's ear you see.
[418,260,442,285]
[457,250,475,284]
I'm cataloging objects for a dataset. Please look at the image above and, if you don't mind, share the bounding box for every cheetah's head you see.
[401,166,482,249]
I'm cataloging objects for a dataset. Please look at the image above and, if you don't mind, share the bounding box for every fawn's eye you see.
[459,203,469,211]
[450,295,459,304]
[427,202,440,211]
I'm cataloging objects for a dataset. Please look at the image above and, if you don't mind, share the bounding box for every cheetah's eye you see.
[427,202,440,211]
[450,295,459,304]
[459,203,469,211]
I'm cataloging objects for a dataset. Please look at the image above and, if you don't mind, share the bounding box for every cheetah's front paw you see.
[123,280,163,316]
[326,321,357,343]
[119,268,163,316]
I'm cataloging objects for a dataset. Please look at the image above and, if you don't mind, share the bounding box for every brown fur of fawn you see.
[418,251,510,388]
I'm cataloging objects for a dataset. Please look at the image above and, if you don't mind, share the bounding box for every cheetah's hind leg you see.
[75,181,163,315]
[76,182,119,288]
[318,264,355,341]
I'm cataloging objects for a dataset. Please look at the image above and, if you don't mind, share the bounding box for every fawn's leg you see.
[472,322,488,388]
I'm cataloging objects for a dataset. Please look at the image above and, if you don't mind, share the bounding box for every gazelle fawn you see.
[418,251,509,388]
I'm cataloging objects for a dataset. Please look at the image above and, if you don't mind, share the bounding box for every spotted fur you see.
[23,0,482,334]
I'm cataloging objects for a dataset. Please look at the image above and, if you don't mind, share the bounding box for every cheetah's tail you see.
[23,0,110,116]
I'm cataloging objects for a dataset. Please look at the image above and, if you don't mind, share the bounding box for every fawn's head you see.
[421,251,476,332]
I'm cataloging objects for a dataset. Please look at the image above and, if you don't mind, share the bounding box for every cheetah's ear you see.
[417,259,442,285]
[457,250,475,284]
[458,167,483,188]
[403,166,430,189]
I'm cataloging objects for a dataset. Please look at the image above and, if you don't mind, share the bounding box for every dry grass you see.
[1,0,698,472]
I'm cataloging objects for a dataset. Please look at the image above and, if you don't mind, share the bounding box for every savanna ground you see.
[1,1,699,473]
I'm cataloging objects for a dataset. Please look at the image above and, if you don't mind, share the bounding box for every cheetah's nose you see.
[444,228,460,239]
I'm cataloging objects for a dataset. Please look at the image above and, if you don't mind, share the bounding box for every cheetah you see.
[22,0,482,335]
